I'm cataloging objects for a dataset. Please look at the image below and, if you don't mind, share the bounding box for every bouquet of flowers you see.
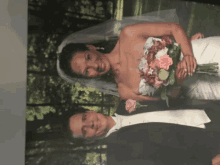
[136,36,219,107]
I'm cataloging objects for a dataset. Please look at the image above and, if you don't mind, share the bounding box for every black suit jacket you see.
[107,99,220,165]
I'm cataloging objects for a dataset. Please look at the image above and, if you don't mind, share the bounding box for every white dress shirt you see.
[105,109,211,137]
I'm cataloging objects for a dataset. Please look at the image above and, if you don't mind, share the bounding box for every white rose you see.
[139,79,156,96]
[144,37,154,54]
[155,47,168,59]
[148,68,154,75]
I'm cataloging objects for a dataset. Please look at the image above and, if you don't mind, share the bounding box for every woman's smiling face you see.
[70,45,111,78]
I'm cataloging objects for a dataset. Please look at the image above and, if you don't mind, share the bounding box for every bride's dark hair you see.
[58,39,118,83]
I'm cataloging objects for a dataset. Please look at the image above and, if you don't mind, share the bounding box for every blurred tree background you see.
[27,0,118,164]
[26,0,220,164]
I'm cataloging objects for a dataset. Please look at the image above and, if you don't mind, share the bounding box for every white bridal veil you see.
[57,9,179,96]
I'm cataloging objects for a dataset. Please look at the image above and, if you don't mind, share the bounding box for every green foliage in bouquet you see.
[160,42,182,107]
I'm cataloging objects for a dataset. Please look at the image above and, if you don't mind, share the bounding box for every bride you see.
[57,9,220,102]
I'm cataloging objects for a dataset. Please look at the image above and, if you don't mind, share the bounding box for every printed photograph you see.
[26,0,220,164]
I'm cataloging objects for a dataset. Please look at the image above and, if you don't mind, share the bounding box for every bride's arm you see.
[120,22,196,74]
[121,22,193,56]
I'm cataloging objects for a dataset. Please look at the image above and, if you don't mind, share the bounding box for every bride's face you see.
[70,45,111,78]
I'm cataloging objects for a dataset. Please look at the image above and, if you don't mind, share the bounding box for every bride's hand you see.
[175,67,187,84]
[180,55,197,75]
[190,33,204,41]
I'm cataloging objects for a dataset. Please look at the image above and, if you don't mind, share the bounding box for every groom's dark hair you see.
[61,108,94,145]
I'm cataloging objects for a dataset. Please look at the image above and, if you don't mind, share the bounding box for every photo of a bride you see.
[26,0,220,165]
[57,2,220,109]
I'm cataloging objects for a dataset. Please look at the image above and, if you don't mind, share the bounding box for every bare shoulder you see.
[119,25,145,39]
[120,25,132,37]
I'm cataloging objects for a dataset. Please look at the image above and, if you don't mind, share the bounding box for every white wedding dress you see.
[181,37,220,100]
[139,36,220,100]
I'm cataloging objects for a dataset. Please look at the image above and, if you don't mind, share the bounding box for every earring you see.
[96,47,104,50]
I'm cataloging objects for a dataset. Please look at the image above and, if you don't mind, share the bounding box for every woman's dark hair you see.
[59,43,90,79]
[58,39,118,83]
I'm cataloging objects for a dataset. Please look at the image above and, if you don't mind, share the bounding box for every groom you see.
[69,99,220,165]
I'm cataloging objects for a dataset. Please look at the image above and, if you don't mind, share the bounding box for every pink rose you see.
[162,36,173,45]
[146,74,156,85]
[149,59,160,70]
[125,99,137,113]
[161,40,166,47]
[154,76,164,89]
[158,55,173,70]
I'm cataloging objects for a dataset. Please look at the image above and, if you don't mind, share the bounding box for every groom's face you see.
[69,111,109,139]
